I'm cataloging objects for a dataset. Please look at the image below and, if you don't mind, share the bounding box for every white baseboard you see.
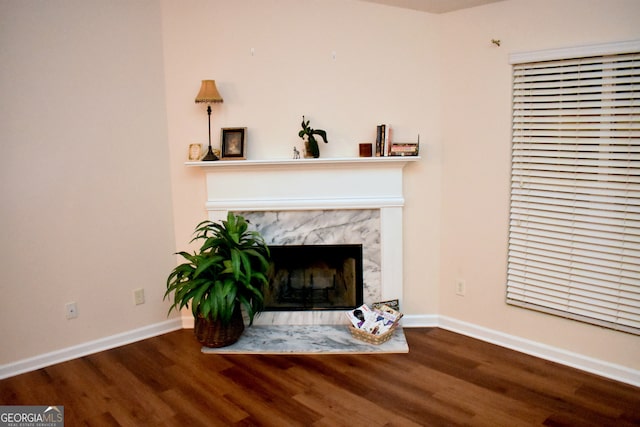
[0,318,183,380]
[402,314,439,327]
[403,314,640,388]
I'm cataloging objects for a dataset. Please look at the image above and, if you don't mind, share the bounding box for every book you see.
[385,125,392,156]
[345,304,373,328]
[362,306,401,335]
[375,124,385,157]
[375,124,395,156]
[372,299,400,311]
[375,304,403,325]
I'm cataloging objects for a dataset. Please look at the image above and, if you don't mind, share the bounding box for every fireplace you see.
[265,244,364,311]
[187,157,418,326]
[236,209,381,314]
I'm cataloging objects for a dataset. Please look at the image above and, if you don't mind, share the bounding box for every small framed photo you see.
[221,127,247,160]
[188,143,202,161]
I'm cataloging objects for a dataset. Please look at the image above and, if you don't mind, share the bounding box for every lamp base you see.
[202,146,219,161]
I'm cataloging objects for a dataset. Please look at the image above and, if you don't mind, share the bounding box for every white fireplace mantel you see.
[185,156,418,168]
[187,156,419,321]
[186,157,419,211]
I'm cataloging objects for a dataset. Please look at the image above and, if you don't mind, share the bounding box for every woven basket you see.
[349,324,397,345]
[194,308,245,348]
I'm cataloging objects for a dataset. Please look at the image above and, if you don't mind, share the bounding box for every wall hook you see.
[491,39,501,47]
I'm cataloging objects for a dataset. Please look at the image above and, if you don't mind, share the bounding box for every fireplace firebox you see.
[264,244,364,311]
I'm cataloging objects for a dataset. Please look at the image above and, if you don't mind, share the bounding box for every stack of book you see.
[375,124,391,156]
[376,124,420,157]
[389,142,419,156]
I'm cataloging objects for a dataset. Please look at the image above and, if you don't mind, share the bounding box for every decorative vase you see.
[302,135,320,158]
[194,306,245,348]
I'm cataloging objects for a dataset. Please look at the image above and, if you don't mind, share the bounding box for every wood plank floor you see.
[1,328,638,426]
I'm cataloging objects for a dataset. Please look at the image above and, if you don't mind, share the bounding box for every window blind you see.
[507,46,640,335]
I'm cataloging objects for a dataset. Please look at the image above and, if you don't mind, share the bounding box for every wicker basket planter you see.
[165,213,271,349]
[195,308,245,348]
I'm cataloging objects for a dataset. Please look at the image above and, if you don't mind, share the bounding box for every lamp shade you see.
[195,80,223,103]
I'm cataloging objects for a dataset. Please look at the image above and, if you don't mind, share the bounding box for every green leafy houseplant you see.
[164,212,271,347]
[298,115,328,158]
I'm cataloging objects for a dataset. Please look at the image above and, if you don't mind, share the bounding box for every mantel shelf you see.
[185,156,420,169]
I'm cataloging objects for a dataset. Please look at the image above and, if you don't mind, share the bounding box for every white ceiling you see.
[359,0,505,14]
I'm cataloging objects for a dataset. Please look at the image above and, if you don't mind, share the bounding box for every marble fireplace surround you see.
[187,157,419,325]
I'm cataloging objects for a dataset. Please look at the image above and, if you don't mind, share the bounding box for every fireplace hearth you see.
[265,244,364,311]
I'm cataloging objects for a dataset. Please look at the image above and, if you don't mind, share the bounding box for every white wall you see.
[0,0,177,365]
[439,0,640,370]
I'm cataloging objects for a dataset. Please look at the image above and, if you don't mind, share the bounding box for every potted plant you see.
[298,115,328,158]
[164,212,271,347]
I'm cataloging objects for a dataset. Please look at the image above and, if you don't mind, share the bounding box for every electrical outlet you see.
[66,302,78,319]
[455,279,466,296]
[134,288,145,305]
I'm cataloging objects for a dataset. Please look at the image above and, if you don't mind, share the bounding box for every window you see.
[507,41,640,335]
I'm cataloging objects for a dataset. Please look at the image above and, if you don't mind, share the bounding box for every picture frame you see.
[221,127,247,160]
[188,143,202,161]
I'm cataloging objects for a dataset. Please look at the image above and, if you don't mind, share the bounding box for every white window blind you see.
[507,43,640,335]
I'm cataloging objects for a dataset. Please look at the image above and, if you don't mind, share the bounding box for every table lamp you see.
[195,80,224,161]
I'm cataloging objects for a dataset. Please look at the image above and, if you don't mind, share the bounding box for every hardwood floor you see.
[1,328,638,426]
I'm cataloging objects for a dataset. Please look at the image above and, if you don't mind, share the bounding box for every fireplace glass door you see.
[264,244,364,311]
